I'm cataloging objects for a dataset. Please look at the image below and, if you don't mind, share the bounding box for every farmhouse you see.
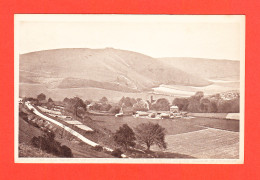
[170,105,179,113]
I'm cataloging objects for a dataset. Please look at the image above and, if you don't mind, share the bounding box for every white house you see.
[170,105,179,113]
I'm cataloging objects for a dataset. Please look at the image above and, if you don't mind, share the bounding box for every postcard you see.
[14,14,245,164]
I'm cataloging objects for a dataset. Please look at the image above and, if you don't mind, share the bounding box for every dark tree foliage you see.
[31,132,73,157]
[217,98,240,113]
[64,97,86,117]
[37,93,46,101]
[187,91,204,112]
[109,106,121,114]
[111,148,123,158]
[119,97,136,107]
[100,97,108,103]
[172,98,189,111]
[135,122,167,151]
[114,124,136,150]
[100,104,112,111]
[151,98,170,111]
[172,91,239,113]
[48,98,53,102]
[85,100,92,106]
[133,99,149,111]
[63,97,70,103]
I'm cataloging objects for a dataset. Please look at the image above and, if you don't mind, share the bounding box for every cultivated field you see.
[90,115,239,159]
[152,128,239,159]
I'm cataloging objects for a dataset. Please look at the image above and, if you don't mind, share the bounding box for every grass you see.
[19,143,56,158]
[90,114,239,159]
[124,149,195,158]
[19,108,114,158]
[19,103,239,159]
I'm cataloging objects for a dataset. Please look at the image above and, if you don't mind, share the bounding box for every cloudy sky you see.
[17,15,244,60]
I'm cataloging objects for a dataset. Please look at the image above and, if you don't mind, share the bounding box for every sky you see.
[17,15,244,60]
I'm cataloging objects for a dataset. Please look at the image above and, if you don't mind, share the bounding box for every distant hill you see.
[19,48,211,92]
[159,57,240,81]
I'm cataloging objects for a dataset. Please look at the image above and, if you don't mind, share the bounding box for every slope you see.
[159,57,240,81]
[19,48,211,93]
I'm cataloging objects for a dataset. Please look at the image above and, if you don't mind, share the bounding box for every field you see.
[90,115,239,159]
[19,83,175,102]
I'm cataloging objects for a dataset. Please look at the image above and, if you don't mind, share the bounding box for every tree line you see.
[173,91,240,113]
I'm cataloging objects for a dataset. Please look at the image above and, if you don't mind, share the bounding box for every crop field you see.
[152,128,239,159]
[90,115,240,159]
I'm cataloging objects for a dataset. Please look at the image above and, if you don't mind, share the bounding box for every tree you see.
[187,91,204,112]
[119,96,134,107]
[100,103,112,111]
[37,93,46,101]
[135,122,167,151]
[72,97,86,117]
[152,98,170,111]
[109,106,121,114]
[100,97,108,103]
[48,98,53,102]
[133,99,149,111]
[113,124,136,150]
[64,97,86,117]
[173,98,189,111]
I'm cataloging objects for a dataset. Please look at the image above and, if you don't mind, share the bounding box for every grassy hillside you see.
[19,48,211,92]
[159,57,240,81]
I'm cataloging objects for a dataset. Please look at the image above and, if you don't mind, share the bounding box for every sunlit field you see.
[90,115,239,159]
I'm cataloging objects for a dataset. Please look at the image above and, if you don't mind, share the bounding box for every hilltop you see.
[19,48,211,92]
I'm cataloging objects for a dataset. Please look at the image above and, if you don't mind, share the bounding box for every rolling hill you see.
[159,57,240,81]
[19,48,212,93]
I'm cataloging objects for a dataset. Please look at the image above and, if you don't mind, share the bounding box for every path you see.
[25,102,127,158]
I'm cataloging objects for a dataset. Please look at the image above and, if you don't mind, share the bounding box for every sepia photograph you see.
[14,14,245,164]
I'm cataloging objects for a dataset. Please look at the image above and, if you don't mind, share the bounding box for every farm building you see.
[170,105,179,113]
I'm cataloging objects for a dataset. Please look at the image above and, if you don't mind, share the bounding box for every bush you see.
[91,145,104,152]
[109,106,121,114]
[111,148,123,158]
[31,133,73,157]
[61,145,73,157]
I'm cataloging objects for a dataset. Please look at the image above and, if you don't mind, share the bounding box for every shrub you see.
[31,133,73,157]
[61,145,73,157]
[91,145,104,152]
[111,148,123,158]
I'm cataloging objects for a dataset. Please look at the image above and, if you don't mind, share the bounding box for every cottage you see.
[170,105,179,113]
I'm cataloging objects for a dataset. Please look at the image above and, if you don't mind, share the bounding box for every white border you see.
[14,14,245,164]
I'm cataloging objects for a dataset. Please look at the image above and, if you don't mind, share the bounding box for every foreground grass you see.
[19,143,56,158]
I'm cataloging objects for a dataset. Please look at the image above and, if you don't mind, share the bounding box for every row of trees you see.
[113,122,167,151]
[173,91,240,113]
[36,90,239,115]
[118,96,171,111]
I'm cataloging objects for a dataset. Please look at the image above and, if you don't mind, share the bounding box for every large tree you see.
[37,93,46,101]
[113,124,136,150]
[173,97,189,111]
[135,122,167,151]
[64,97,86,117]
[152,98,170,111]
